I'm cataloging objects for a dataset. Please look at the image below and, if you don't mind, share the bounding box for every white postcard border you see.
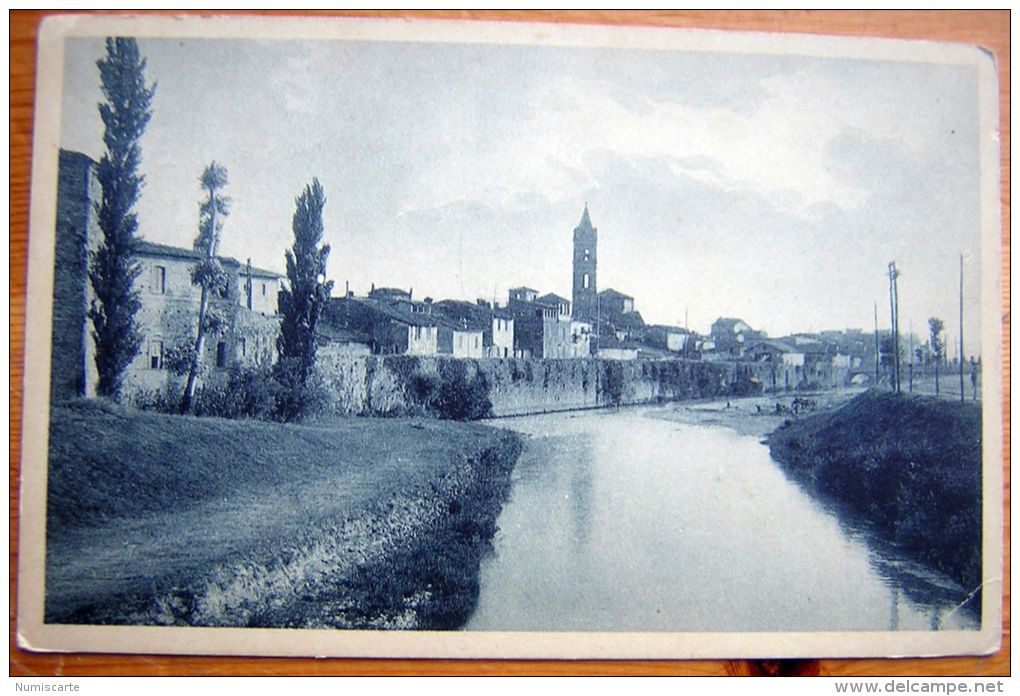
[17,13,1005,660]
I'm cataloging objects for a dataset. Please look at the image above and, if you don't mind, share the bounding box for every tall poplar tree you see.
[88,37,156,400]
[929,317,945,396]
[276,179,333,421]
[180,162,231,414]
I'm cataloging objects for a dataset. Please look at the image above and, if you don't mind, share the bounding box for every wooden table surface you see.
[9,9,1009,677]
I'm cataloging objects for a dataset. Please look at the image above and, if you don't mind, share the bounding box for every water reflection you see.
[467,407,979,633]
[867,545,979,631]
[779,463,979,632]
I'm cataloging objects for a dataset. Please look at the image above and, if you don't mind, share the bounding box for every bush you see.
[406,371,441,415]
[193,365,281,420]
[600,361,625,406]
[434,361,491,421]
[273,358,332,422]
[163,342,199,378]
[385,355,422,386]
[131,387,182,414]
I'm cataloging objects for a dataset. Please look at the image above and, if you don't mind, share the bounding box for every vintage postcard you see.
[18,14,1003,659]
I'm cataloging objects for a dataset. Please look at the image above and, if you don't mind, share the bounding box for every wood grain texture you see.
[9,9,1009,677]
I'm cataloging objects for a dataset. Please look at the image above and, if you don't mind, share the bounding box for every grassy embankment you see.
[767,391,982,594]
[45,399,522,629]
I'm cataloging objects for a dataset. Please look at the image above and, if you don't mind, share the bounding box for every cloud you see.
[392,54,978,232]
[393,72,870,221]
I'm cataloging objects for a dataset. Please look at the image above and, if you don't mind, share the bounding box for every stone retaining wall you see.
[314,355,762,418]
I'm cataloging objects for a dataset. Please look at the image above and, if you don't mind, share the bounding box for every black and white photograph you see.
[18,14,1002,659]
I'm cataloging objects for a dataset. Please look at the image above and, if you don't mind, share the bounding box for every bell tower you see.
[572,203,597,322]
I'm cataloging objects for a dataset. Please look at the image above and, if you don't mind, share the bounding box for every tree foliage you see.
[181,162,231,413]
[929,317,945,395]
[928,318,945,360]
[87,37,155,400]
[276,178,334,421]
[192,163,231,258]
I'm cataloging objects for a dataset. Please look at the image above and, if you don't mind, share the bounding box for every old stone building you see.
[708,317,763,358]
[508,290,574,359]
[129,241,284,395]
[432,299,515,358]
[51,150,102,401]
[436,319,485,358]
[595,288,646,344]
[324,295,438,356]
[645,324,693,354]
[52,149,285,402]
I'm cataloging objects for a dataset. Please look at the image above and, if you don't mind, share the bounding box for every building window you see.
[583,248,590,261]
[583,273,590,289]
[262,282,267,297]
[216,341,227,368]
[149,339,163,369]
[238,337,247,359]
[151,265,166,294]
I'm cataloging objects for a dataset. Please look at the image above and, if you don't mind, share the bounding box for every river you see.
[466,399,979,632]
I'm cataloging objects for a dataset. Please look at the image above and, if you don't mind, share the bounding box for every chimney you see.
[345,279,349,297]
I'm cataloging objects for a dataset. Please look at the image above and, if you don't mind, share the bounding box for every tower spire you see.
[579,203,592,230]
[572,203,597,323]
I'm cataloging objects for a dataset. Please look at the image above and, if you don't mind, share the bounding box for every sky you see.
[58,30,988,353]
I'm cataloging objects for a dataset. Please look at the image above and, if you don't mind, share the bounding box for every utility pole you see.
[959,254,965,403]
[888,262,901,394]
[595,291,601,406]
[894,264,901,394]
[874,302,880,385]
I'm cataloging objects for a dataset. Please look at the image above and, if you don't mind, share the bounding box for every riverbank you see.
[648,389,864,437]
[766,390,982,596]
[45,399,522,629]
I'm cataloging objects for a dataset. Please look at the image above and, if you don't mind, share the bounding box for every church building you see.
[571,204,598,323]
